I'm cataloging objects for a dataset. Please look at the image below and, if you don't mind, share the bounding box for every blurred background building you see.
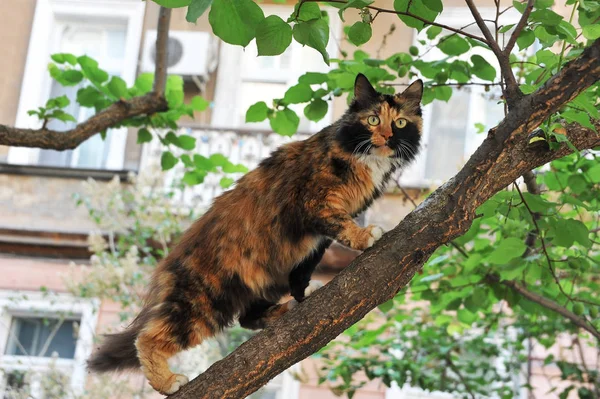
[0,1,585,398]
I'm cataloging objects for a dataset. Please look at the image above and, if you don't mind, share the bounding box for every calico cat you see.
[87,74,423,395]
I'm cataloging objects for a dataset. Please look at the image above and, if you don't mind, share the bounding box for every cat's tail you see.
[87,308,151,373]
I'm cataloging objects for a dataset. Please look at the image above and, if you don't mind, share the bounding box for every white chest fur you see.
[358,155,396,191]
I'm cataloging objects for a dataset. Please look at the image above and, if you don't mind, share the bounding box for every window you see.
[211,5,341,133]
[8,0,145,170]
[399,7,522,187]
[0,291,99,398]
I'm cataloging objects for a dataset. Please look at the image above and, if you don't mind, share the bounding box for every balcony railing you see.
[141,126,312,210]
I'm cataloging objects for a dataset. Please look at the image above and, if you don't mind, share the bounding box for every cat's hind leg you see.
[135,312,214,395]
[239,299,296,330]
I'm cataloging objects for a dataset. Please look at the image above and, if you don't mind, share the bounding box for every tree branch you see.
[168,39,600,399]
[153,7,171,95]
[0,7,172,151]
[487,275,600,340]
[464,0,523,106]
[301,0,488,43]
[0,95,167,150]
[503,0,534,56]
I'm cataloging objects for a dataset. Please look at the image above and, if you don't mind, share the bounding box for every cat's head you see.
[337,73,423,162]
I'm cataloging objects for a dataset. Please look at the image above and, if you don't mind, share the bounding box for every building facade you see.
[0,1,591,398]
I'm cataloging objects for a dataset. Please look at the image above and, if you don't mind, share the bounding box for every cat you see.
[87,73,423,395]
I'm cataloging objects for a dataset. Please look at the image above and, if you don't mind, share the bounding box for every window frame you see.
[0,291,99,398]
[210,4,341,133]
[7,0,146,170]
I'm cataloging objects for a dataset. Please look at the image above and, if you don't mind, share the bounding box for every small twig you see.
[504,0,534,56]
[486,274,600,340]
[383,81,502,87]
[464,0,523,107]
[153,7,172,95]
[446,354,477,399]
[302,0,488,43]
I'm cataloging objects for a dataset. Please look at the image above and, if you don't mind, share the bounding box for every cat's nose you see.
[380,128,393,139]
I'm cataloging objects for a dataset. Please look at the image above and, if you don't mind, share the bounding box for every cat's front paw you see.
[366,225,384,248]
[305,280,324,297]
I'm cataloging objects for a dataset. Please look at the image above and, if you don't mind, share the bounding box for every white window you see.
[0,291,99,398]
[8,0,145,170]
[399,7,521,187]
[211,5,341,133]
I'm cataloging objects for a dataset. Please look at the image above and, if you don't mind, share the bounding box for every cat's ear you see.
[354,73,378,104]
[399,79,424,103]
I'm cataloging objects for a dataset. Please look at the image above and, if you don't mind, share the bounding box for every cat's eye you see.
[394,118,408,129]
[367,115,380,126]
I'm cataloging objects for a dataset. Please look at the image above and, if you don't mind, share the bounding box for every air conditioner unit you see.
[141,30,217,77]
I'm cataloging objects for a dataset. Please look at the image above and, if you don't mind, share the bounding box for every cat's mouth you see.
[370,145,395,158]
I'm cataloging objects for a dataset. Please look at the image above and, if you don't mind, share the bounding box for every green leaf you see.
[166,89,184,109]
[77,86,103,107]
[46,95,70,109]
[48,110,76,123]
[299,72,328,85]
[394,0,439,31]
[348,22,372,46]
[433,86,452,102]
[137,128,152,144]
[290,2,322,22]
[191,96,210,111]
[567,174,587,194]
[183,170,206,186]
[378,299,394,313]
[335,0,373,22]
[219,177,235,188]
[530,9,563,26]
[471,55,496,81]
[565,219,592,248]
[152,0,191,7]
[246,101,270,122]
[77,55,109,84]
[186,0,213,22]
[516,29,536,50]
[194,154,214,170]
[269,108,300,136]
[256,15,293,56]
[304,99,328,122]
[106,76,129,99]
[583,24,600,40]
[426,25,442,39]
[134,73,154,94]
[457,308,477,324]
[51,53,78,65]
[423,0,443,13]
[562,110,596,131]
[438,35,470,56]
[177,135,197,150]
[284,83,313,104]
[486,237,526,264]
[61,70,84,85]
[208,0,265,47]
[293,18,330,64]
[587,164,600,183]
[161,151,179,170]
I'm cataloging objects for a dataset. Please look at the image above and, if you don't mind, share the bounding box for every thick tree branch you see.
[503,0,534,56]
[487,275,600,340]
[0,95,167,150]
[0,7,172,151]
[464,0,523,106]
[169,39,600,399]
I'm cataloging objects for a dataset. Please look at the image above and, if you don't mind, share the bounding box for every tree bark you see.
[0,94,167,150]
[168,38,600,399]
